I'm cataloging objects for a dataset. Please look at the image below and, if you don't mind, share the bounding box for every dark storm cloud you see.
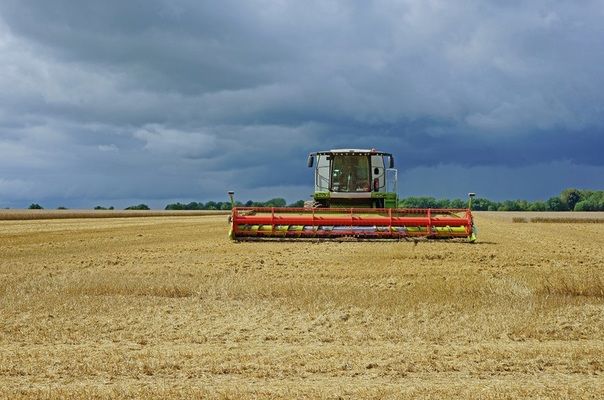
[0,0,603,207]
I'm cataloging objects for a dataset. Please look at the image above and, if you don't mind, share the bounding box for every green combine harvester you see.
[229,148,476,241]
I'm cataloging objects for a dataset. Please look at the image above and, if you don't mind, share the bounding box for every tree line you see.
[164,189,603,211]
[27,203,148,210]
[457,188,604,211]
[400,188,604,211]
[21,188,604,211]
[164,198,301,210]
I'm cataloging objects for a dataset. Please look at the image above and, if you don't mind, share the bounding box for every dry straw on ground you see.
[531,217,604,223]
[1,211,603,398]
[0,209,229,221]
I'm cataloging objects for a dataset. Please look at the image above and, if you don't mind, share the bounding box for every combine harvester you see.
[228,149,476,242]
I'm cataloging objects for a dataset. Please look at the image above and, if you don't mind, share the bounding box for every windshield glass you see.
[331,155,370,192]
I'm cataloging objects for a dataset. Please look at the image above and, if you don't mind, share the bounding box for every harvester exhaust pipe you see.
[468,193,477,243]
[468,192,476,210]
[227,191,235,240]
[228,191,235,209]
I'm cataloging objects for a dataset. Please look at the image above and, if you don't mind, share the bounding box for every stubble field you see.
[1,211,603,399]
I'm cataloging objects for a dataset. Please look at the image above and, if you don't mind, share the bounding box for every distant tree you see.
[57,206,67,210]
[574,200,593,211]
[186,202,201,210]
[546,197,567,211]
[469,198,497,211]
[498,200,530,211]
[94,206,108,210]
[528,201,547,211]
[399,196,438,208]
[288,200,305,208]
[265,198,287,207]
[517,200,530,211]
[125,204,150,210]
[28,203,43,209]
[165,201,236,210]
[109,206,114,210]
[435,198,451,208]
[447,199,464,209]
[204,201,218,210]
[574,197,604,211]
[560,188,583,211]
[498,200,515,211]
[165,202,185,210]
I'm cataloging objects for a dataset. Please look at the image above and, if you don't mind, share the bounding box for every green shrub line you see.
[397,189,603,212]
[164,189,604,212]
[13,189,604,212]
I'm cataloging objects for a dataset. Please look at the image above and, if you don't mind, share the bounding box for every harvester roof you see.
[311,148,392,156]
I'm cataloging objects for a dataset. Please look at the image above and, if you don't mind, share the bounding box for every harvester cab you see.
[307,149,398,209]
[228,148,477,242]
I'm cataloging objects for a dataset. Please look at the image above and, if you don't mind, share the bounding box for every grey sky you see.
[0,1,603,208]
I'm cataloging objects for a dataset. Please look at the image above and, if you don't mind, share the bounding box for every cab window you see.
[331,155,370,192]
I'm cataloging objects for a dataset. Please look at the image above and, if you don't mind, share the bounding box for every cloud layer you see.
[1,1,603,207]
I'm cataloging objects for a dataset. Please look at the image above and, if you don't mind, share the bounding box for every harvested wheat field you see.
[1,212,603,399]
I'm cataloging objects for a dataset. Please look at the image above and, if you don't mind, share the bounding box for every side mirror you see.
[389,155,395,169]
[307,155,314,168]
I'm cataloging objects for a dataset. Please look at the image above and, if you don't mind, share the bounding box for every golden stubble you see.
[1,213,603,399]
